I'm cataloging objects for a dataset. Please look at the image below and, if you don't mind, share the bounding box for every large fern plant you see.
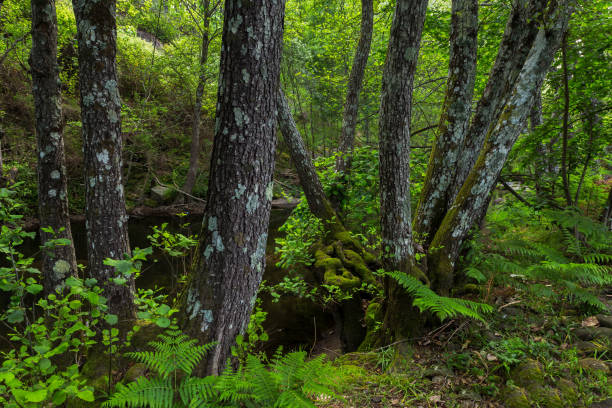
[104,324,216,408]
[105,325,340,407]
[468,206,612,312]
[214,350,339,407]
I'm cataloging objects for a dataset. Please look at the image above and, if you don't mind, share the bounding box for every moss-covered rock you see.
[510,359,545,388]
[557,378,578,403]
[501,386,530,408]
[531,386,564,408]
[579,357,610,375]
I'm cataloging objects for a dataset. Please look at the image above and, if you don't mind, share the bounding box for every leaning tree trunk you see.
[378,0,429,341]
[182,0,286,376]
[277,89,339,228]
[31,0,78,294]
[277,88,378,351]
[179,0,212,200]
[449,0,546,207]
[428,4,571,294]
[72,0,134,320]
[414,0,478,248]
[336,0,374,173]
[560,33,573,207]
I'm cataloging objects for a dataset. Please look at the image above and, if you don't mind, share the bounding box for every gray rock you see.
[151,185,175,203]
[574,326,612,341]
[596,314,612,329]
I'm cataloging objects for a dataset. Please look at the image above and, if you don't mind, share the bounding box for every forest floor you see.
[314,286,612,408]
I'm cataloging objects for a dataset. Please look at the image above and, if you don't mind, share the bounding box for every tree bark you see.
[182,0,285,376]
[601,186,612,232]
[72,0,134,320]
[336,0,374,173]
[450,0,546,206]
[428,4,571,294]
[31,0,78,294]
[378,0,428,340]
[561,33,573,206]
[277,88,340,230]
[414,0,478,248]
[179,0,212,200]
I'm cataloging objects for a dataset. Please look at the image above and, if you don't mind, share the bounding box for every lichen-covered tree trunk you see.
[31,0,78,294]
[449,0,546,206]
[179,0,211,200]
[182,0,285,376]
[378,0,428,340]
[414,0,478,248]
[428,4,571,294]
[72,0,134,320]
[336,0,374,173]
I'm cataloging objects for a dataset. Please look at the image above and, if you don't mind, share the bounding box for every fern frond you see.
[103,377,173,408]
[125,331,214,378]
[387,271,494,322]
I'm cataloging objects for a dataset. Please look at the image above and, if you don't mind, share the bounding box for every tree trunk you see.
[560,33,573,207]
[336,0,374,173]
[414,0,478,248]
[72,0,134,320]
[449,0,546,206]
[182,0,285,376]
[277,89,340,229]
[31,0,78,294]
[179,0,211,200]
[428,5,571,294]
[378,0,428,340]
[601,187,612,232]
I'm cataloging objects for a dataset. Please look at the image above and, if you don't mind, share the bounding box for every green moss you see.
[343,249,376,285]
[324,267,360,289]
[333,230,362,251]
[501,386,530,408]
[511,359,545,388]
[362,250,377,266]
[557,379,578,404]
[364,302,382,329]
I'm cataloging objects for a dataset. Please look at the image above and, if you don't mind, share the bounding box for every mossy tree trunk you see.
[277,87,378,351]
[72,0,135,320]
[428,4,571,294]
[449,0,546,207]
[414,0,478,249]
[378,0,428,341]
[178,0,214,201]
[181,0,286,376]
[31,0,78,294]
[336,0,374,174]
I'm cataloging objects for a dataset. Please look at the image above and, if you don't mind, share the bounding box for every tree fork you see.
[428,3,571,294]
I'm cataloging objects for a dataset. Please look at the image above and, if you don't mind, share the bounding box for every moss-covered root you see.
[313,232,379,290]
